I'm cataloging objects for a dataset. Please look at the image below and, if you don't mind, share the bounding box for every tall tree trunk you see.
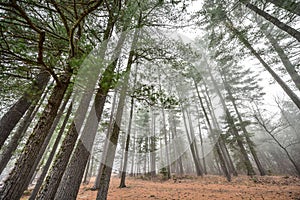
[161,108,172,179]
[181,107,203,176]
[201,81,237,176]
[93,90,118,189]
[29,102,73,200]
[193,79,231,180]
[38,14,127,200]
[259,24,300,91]
[186,108,203,174]
[0,83,50,175]
[0,71,50,148]
[222,77,266,176]
[150,109,157,178]
[95,19,142,198]
[265,0,300,16]
[26,88,72,187]
[130,125,137,176]
[196,112,207,174]
[205,68,255,176]
[120,64,138,187]
[96,41,136,200]
[225,18,300,110]
[0,73,71,200]
[240,1,300,42]
[119,97,135,188]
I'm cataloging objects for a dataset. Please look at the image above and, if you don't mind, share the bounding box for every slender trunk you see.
[0,83,49,174]
[118,129,127,177]
[225,82,266,176]
[201,81,237,176]
[0,73,71,200]
[119,97,135,188]
[150,110,157,178]
[205,68,255,176]
[260,24,300,91]
[195,108,207,174]
[0,71,50,148]
[225,18,300,109]
[130,126,136,176]
[241,1,300,42]
[265,0,300,16]
[96,24,140,198]
[120,64,139,187]
[186,108,203,174]
[29,102,73,200]
[193,79,231,179]
[161,108,172,179]
[181,107,203,176]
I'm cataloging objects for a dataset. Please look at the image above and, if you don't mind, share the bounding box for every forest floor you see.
[22,175,300,200]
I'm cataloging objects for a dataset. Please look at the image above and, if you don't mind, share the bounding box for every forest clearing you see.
[1,0,300,199]
[21,175,300,200]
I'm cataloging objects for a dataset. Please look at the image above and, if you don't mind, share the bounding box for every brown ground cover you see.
[23,175,300,200]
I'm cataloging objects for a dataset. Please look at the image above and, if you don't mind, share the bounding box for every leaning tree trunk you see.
[29,102,73,200]
[259,24,300,91]
[96,41,136,200]
[181,106,204,177]
[186,108,203,175]
[37,13,126,200]
[223,79,266,176]
[265,0,300,16]
[54,26,133,200]
[0,83,49,175]
[200,82,237,176]
[35,85,97,200]
[206,69,256,176]
[93,89,118,189]
[240,1,300,42]
[0,71,50,148]
[193,79,232,180]
[225,19,300,110]
[25,88,72,189]
[0,73,71,200]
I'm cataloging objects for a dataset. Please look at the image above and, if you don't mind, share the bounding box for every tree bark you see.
[0,73,71,200]
[0,82,49,174]
[37,10,124,199]
[260,25,300,91]
[36,86,96,200]
[29,102,73,200]
[265,0,300,16]
[225,19,300,110]
[0,71,50,148]
[241,1,300,42]
[96,25,139,199]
